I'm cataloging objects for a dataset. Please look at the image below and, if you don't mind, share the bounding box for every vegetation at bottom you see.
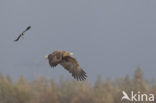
[0,66,155,103]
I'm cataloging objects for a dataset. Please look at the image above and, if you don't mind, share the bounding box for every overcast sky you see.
[0,0,156,82]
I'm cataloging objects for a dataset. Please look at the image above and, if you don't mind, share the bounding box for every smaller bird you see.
[14,26,31,42]
[45,50,87,81]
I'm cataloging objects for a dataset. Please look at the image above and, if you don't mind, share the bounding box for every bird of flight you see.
[14,26,31,42]
[45,50,87,81]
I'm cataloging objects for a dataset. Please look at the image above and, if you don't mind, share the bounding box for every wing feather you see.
[60,56,87,81]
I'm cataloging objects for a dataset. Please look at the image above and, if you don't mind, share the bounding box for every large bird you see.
[14,26,31,42]
[45,50,87,81]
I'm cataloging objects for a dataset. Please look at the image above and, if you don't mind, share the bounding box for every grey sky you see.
[0,0,156,81]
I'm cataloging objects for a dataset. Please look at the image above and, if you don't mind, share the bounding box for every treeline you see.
[0,66,156,103]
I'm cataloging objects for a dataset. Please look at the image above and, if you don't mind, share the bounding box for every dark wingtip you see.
[75,70,87,81]
[26,26,31,31]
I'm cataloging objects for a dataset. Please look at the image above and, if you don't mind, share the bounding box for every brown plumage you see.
[45,50,87,81]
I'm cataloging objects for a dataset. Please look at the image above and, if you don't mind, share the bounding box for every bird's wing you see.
[24,26,31,32]
[14,34,22,41]
[22,26,31,34]
[60,56,87,81]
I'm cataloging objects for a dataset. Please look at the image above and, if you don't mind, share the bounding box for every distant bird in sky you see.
[45,50,87,81]
[14,26,31,42]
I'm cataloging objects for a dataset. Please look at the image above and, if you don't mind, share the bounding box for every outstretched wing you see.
[14,34,22,42]
[23,26,31,33]
[122,91,127,96]
[25,26,31,31]
[60,56,87,81]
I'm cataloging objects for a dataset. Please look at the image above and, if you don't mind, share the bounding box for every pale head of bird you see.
[62,51,73,57]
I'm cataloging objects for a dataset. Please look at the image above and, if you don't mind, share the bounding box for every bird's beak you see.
[45,55,48,59]
[69,52,73,56]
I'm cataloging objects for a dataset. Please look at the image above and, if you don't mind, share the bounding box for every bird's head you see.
[63,51,73,57]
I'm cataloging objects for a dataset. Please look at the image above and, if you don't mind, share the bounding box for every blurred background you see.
[0,0,156,82]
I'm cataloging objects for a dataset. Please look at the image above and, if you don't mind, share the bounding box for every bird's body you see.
[14,26,31,42]
[45,50,87,81]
